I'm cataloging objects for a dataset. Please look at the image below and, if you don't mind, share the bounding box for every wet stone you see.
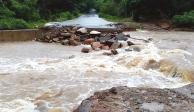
[102,45,110,50]
[77,28,88,34]
[103,51,113,56]
[84,38,95,45]
[91,42,102,50]
[111,42,122,49]
[111,49,118,55]
[60,32,71,37]
[127,41,135,46]
[98,36,112,43]
[61,40,69,45]
[133,46,141,52]
[109,87,118,94]
[116,33,128,41]
[90,30,101,35]
[81,47,91,53]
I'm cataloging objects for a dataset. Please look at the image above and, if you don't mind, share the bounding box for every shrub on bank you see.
[172,10,194,27]
[0,18,29,30]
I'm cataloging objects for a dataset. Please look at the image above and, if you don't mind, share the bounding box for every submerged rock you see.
[81,47,91,53]
[74,84,194,112]
[111,49,118,55]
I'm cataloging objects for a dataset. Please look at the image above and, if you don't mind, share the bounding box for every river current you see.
[0,15,194,112]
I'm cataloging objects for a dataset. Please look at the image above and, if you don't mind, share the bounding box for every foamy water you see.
[0,31,194,112]
[45,14,114,28]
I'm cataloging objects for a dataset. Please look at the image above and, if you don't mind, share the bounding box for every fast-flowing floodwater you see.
[45,14,114,28]
[0,31,194,112]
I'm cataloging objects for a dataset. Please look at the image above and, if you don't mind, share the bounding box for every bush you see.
[172,10,194,27]
[0,6,15,19]
[8,0,41,21]
[0,18,29,30]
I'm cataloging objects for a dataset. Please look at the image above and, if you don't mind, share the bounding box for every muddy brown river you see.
[0,30,194,112]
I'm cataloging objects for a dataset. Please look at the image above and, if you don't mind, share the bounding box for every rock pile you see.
[36,26,146,54]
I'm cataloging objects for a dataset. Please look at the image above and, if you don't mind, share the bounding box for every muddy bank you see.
[75,83,194,112]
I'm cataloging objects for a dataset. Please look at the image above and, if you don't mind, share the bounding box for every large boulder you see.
[74,85,194,112]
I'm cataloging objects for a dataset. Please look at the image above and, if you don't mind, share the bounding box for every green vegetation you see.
[0,0,87,29]
[0,0,194,29]
[172,10,194,27]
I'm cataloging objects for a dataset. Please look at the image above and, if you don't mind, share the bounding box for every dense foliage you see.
[0,0,194,29]
[172,10,194,27]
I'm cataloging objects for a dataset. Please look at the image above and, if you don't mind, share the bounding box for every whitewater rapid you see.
[0,31,193,112]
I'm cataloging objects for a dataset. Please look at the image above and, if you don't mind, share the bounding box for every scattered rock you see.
[61,40,69,45]
[53,38,60,42]
[116,33,128,41]
[84,38,95,45]
[103,51,113,56]
[60,32,71,37]
[91,42,102,50]
[111,49,118,55]
[111,42,122,49]
[105,38,116,47]
[77,28,88,34]
[127,41,135,46]
[98,36,112,43]
[69,38,80,46]
[102,45,110,50]
[109,87,118,94]
[81,47,91,53]
[133,46,141,52]
[80,35,89,41]
[90,30,101,35]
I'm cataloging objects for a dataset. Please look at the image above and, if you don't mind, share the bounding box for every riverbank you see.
[75,83,194,112]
